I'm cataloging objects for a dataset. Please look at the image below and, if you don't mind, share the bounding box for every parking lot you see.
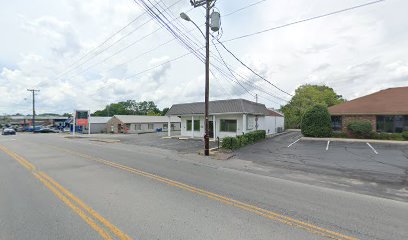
[234,131,408,200]
[91,132,218,154]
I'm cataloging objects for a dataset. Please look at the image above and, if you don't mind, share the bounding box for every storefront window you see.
[376,115,408,133]
[220,119,237,132]
[331,116,342,131]
[187,120,200,131]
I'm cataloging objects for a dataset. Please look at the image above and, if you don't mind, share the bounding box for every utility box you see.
[210,11,221,32]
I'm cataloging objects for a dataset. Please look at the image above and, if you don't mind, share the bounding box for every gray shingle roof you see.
[113,115,180,124]
[166,99,269,116]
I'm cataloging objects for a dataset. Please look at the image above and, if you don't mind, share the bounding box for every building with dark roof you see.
[166,99,284,138]
[328,87,408,133]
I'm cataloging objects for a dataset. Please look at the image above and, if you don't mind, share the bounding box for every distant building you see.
[83,117,112,134]
[106,115,181,134]
[329,87,408,133]
[166,99,285,139]
[9,115,68,128]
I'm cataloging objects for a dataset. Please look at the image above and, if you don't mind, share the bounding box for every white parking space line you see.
[326,141,330,151]
[287,138,301,148]
[366,143,378,154]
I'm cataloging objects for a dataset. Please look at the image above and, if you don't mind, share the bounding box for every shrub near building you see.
[301,105,332,137]
[347,120,373,138]
[222,130,266,150]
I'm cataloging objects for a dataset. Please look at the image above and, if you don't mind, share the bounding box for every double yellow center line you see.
[0,144,132,240]
[50,145,357,240]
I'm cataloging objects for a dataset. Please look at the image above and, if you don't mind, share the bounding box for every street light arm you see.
[190,20,206,39]
[180,12,206,39]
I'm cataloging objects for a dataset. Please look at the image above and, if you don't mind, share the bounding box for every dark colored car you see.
[2,128,16,135]
[34,128,60,133]
[25,126,42,132]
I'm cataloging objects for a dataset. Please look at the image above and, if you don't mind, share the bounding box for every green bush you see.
[221,130,266,149]
[370,132,404,141]
[402,131,408,140]
[301,105,332,137]
[347,121,372,138]
[332,132,348,138]
[221,137,240,149]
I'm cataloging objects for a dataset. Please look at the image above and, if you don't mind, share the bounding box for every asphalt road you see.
[0,133,407,240]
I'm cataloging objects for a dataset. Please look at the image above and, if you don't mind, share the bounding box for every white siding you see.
[260,116,285,134]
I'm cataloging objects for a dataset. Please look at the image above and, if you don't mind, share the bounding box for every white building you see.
[106,115,181,134]
[83,117,111,134]
[166,99,284,139]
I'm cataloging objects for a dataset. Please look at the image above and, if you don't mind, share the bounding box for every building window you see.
[148,123,154,130]
[135,124,141,130]
[376,115,408,133]
[187,120,200,131]
[220,119,237,132]
[163,123,168,129]
[331,116,342,131]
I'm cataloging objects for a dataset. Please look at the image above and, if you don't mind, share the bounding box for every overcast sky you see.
[1,0,407,115]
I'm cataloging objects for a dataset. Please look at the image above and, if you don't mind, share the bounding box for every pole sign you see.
[75,110,89,126]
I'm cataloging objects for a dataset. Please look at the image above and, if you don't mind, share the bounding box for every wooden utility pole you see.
[27,89,40,133]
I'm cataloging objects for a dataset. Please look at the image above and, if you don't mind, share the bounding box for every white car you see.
[2,128,16,135]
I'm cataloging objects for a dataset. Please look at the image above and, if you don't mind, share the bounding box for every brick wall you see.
[106,117,124,133]
[341,115,376,133]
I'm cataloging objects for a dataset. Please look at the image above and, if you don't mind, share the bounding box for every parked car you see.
[34,128,60,133]
[2,128,16,135]
[25,126,42,132]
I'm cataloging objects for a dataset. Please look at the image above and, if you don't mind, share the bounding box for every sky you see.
[0,0,407,115]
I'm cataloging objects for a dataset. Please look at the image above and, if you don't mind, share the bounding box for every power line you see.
[222,0,267,17]
[64,0,266,81]
[214,37,293,96]
[222,0,385,43]
[57,0,184,80]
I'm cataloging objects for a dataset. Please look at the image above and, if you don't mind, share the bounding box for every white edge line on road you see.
[287,138,301,148]
[366,142,378,154]
[326,141,330,151]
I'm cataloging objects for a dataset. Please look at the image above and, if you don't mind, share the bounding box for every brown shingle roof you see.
[328,87,408,115]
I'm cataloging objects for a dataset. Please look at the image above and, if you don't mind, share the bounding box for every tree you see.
[281,84,345,129]
[161,107,169,116]
[63,113,72,117]
[301,104,332,137]
[92,100,162,116]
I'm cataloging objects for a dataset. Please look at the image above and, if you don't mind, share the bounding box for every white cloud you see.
[0,0,407,114]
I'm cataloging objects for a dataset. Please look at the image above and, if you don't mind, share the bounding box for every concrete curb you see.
[89,139,120,143]
[266,131,290,139]
[301,137,408,145]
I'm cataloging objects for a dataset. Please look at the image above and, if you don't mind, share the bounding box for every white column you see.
[167,116,171,137]
[242,114,247,135]
[191,116,194,138]
[212,115,216,139]
[73,111,76,136]
[88,110,91,135]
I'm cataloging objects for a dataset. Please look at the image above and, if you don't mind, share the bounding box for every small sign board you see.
[75,110,89,126]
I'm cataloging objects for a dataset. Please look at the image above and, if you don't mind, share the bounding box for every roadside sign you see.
[73,110,90,136]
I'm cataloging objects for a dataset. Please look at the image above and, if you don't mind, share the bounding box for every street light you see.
[180,12,206,39]
[180,12,191,22]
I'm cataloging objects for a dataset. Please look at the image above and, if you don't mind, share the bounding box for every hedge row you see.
[221,130,266,150]
[346,121,372,138]
[332,130,408,141]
